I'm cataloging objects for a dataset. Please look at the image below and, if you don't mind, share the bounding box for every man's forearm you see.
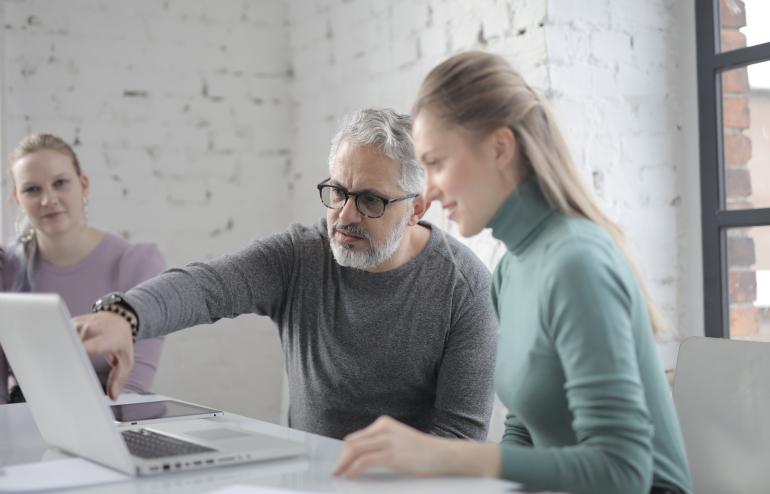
[123,267,217,339]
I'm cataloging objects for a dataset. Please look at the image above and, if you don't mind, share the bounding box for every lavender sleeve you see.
[115,243,165,394]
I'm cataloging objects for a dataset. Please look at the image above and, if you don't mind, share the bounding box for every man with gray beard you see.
[76,108,497,440]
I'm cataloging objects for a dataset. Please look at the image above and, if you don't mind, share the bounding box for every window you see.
[697,0,770,339]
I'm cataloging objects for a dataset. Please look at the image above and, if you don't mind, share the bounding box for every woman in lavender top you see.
[0,133,165,404]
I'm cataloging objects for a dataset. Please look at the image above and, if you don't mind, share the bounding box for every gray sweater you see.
[123,219,496,440]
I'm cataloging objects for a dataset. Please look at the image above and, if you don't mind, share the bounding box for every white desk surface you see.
[0,394,523,493]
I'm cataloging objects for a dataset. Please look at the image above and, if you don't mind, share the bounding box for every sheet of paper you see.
[208,478,525,494]
[208,486,314,494]
[209,486,326,494]
[0,457,129,492]
[209,484,336,494]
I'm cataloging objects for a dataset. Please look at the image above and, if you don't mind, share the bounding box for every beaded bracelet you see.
[93,304,139,343]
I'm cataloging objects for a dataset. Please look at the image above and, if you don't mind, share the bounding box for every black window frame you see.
[696,0,770,337]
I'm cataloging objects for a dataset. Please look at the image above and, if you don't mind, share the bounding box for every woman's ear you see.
[492,126,517,174]
[80,174,90,198]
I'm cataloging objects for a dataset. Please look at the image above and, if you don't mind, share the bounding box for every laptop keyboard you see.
[122,429,217,459]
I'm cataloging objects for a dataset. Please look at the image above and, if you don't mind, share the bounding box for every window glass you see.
[719,0,770,53]
[727,226,770,341]
[721,61,770,210]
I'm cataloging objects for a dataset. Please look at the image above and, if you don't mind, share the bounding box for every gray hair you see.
[328,108,425,194]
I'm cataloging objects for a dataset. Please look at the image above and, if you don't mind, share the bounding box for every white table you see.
[0,395,522,493]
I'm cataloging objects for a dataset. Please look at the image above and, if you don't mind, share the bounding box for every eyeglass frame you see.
[316,178,419,219]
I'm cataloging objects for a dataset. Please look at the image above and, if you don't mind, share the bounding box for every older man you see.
[76,108,496,440]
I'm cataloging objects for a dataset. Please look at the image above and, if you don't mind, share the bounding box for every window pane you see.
[719,0,770,53]
[727,226,770,341]
[722,60,770,210]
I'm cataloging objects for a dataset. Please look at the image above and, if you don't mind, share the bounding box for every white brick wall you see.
[0,0,293,422]
[2,0,292,258]
[287,0,701,353]
[0,1,702,429]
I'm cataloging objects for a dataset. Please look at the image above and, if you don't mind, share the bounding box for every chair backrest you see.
[673,336,770,494]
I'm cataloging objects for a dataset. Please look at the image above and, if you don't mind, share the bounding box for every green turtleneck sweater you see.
[488,178,692,494]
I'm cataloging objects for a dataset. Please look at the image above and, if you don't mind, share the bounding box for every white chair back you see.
[673,336,770,494]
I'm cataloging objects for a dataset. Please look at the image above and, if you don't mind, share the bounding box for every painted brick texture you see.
[0,0,701,422]
[288,0,697,346]
[1,0,293,262]
[0,0,292,422]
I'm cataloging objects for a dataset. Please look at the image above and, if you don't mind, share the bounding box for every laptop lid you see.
[0,293,305,477]
[0,293,136,474]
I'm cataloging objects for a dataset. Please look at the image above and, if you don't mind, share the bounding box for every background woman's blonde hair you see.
[7,133,83,292]
[9,133,82,178]
[413,50,668,338]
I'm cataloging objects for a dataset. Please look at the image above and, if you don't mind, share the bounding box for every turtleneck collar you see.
[487,177,555,255]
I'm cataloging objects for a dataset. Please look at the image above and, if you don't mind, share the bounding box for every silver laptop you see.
[0,293,304,476]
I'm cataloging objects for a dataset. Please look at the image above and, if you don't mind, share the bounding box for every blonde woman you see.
[334,52,692,494]
[0,133,164,403]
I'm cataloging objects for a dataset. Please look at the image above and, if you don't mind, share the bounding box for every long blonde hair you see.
[414,51,667,337]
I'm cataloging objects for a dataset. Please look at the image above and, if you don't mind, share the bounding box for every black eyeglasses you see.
[317,179,418,219]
